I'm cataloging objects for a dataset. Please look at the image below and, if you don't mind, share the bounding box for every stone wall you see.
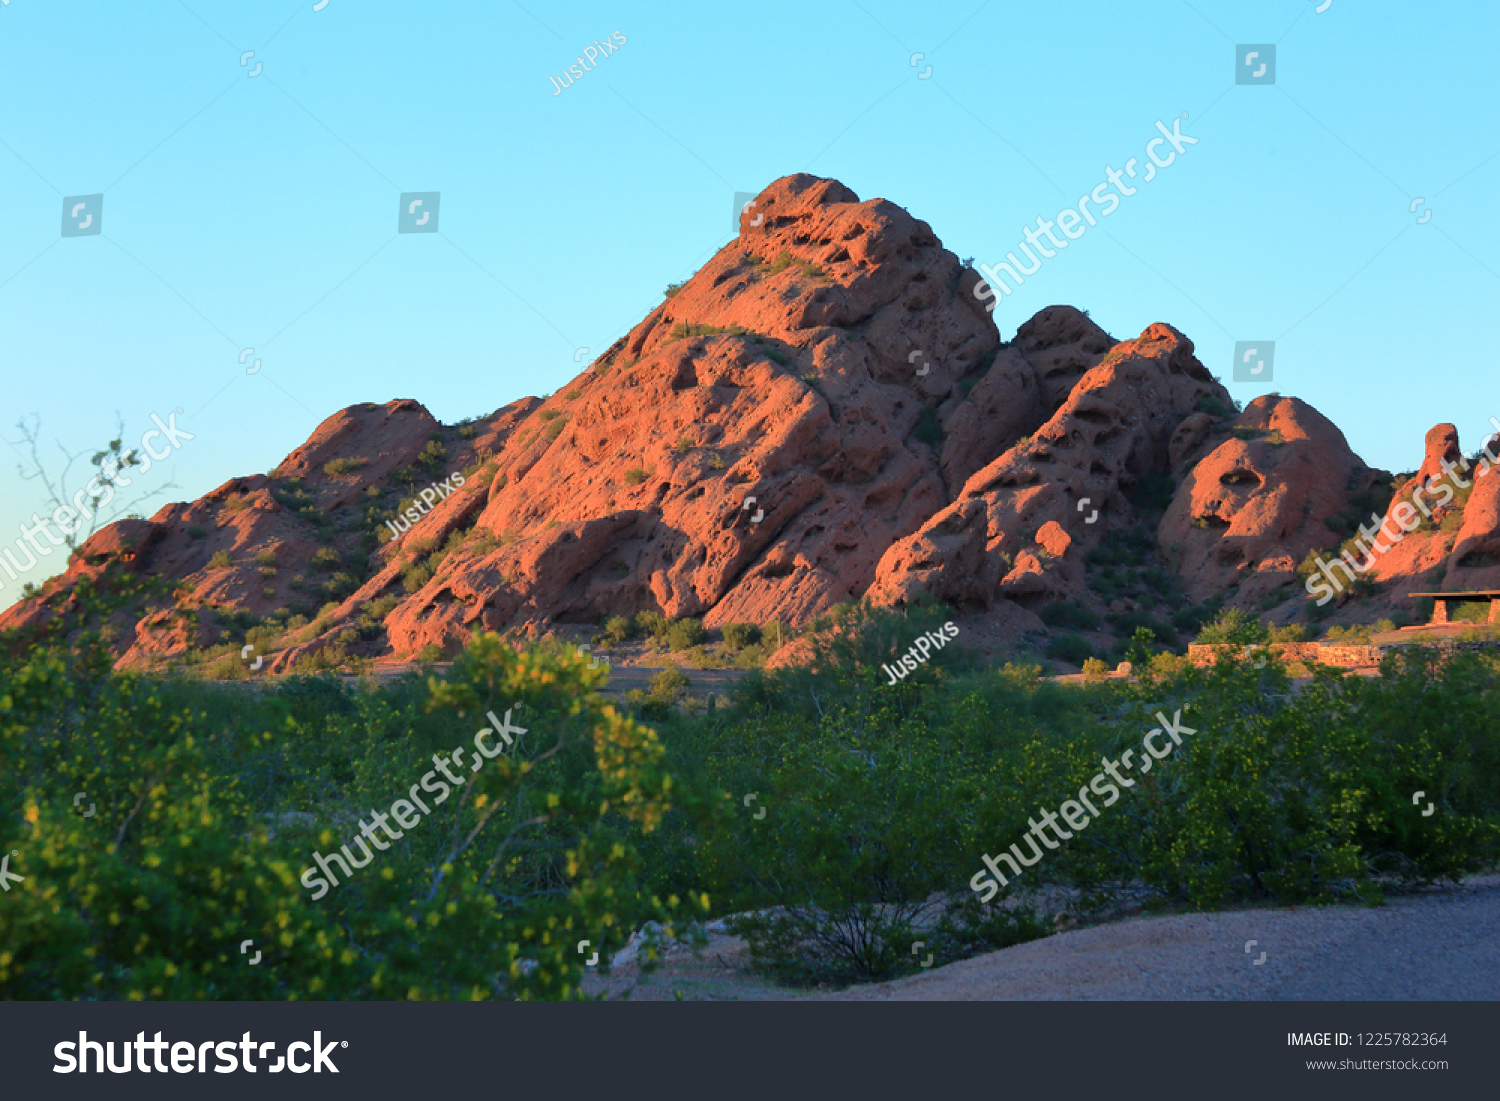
[1186,642,1381,668]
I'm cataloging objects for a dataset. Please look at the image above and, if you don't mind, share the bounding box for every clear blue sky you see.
[2,0,1496,599]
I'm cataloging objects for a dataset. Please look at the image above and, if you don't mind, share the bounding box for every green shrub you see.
[208,550,232,569]
[415,438,447,471]
[634,610,670,639]
[1045,634,1093,665]
[1129,472,1176,512]
[1040,601,1101,632]
[760,621,788,652]
[323,456,368,477]
[1194,607,1266,645]
[602,615,634,645]
[1267,622,1309,643]
[663,322,746,345]
[913,407,943,447]
[623,468,650,486]
[699,682,1047,983]
[1305,597,1337,623]
[721,622,760,649]
[1323,619,1396,644]
[0,633,694,1000]
[666,618,706,650]
[1451,601,1490,624]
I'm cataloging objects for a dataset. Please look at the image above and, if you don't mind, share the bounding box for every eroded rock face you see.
[0,399,514,669]
[10,172,1477,670]
[1159,395,1380,607]
[1441,429,1500,589]
[376,173,1018,651]
[868,322,1232,611]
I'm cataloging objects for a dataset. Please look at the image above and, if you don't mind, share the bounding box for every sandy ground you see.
[584,875,1500,1001]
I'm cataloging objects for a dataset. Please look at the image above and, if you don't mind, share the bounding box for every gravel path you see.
[816,875,1500,1001]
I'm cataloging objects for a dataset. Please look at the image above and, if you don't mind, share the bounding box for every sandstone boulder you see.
[869,322,1231,611]
[1159,395,1377,607]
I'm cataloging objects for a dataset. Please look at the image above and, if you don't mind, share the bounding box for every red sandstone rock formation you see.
[10,174,1492,671]
[868,321,1231,611]
[1160,395,1383,607]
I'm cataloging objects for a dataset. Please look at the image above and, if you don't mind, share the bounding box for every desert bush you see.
[623,468,649,486]
[1040,601,1100,632]
[1194,607,1266,645]
[664,322,745,345]
[721,622,760,649]
[913,407,943,447]
[625,667,691,721]
[1046,633,1093,666]
[0,633,695,1000]
[1267,622,1309,644]
[323,456,367,477]
[601,615,634,645]
[1129,472,1176,512]
[760,621,788,652]
[1449,601,1490,624]
[208,550,232,569]
[696,685,1050,983]
[666,618,706,651]
[633,610,670,639]
[1324,619,1396,644]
